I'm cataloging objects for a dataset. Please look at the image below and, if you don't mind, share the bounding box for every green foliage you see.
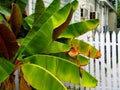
[0,0,101,90]
[117,2,120,28]
[0,58,14,83]
[22,63,67,90]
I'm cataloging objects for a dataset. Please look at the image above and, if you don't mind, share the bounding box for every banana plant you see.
[0,0,101,90]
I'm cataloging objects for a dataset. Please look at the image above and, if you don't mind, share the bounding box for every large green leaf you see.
[0,14,5,23]
[44,41,71,53]
[17,1,72,57]
[76,55,90,66]
[59,19,99,38]
[17,0,61,57]
[52,53,90,66]
[34,0,45,22]
[80,68,97,87]
[0,6,11,20]
[52,0,78,40]
[22,14,34,30]
[22,63,67,90]
[0,58,14,83]
[22,0,60,31]
[22,55,80,85]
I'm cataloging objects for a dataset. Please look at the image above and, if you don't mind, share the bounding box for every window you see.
[81,8,88,20]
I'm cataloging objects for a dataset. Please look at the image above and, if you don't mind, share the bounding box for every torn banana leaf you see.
[59,19,99,39]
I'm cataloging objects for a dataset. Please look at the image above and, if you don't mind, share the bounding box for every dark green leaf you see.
[0,6,11,21]
[34,0,45,22]
[0,58,14,83]
[22,14,34,30]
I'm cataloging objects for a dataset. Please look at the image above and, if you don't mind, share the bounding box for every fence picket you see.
[111,32,117,89]
[105,31,112,90]
[100,31,106,89]
[94,32,100,90]
[118,31,120,89]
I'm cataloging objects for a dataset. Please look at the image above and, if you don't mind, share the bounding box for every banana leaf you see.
[80,68,97,87]
[22,55,80,85]
[44,41,71,54]
[16,0,28,13]
[59,19,99,38]
[0,24,19,60]
[34,0,45,22]
[52,0,78,40]
[78,40,101,58]
[52,53,90,66]
[61,38,101,59]
[0,6,11,21]
[22,14,34,30]
[0,58,14,83]
[0,14,5,23]
[22,54,97,87]
[10,3,22,37]
[22,63,67,90]
[17,1,73,57]
[0,0,12,9]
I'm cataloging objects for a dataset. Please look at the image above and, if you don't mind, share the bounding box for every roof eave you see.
[100,0,116,12]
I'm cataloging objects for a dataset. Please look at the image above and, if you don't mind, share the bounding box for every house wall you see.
[108,11,117,31]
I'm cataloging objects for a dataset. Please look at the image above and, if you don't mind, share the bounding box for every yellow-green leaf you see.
[22,63,67,90]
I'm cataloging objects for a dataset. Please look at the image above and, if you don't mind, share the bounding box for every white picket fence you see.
[78,31,120,90]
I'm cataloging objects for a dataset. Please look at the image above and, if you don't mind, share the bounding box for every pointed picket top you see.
[112,31,116,43]
[106,31,110,43]
[100,31,105,43]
